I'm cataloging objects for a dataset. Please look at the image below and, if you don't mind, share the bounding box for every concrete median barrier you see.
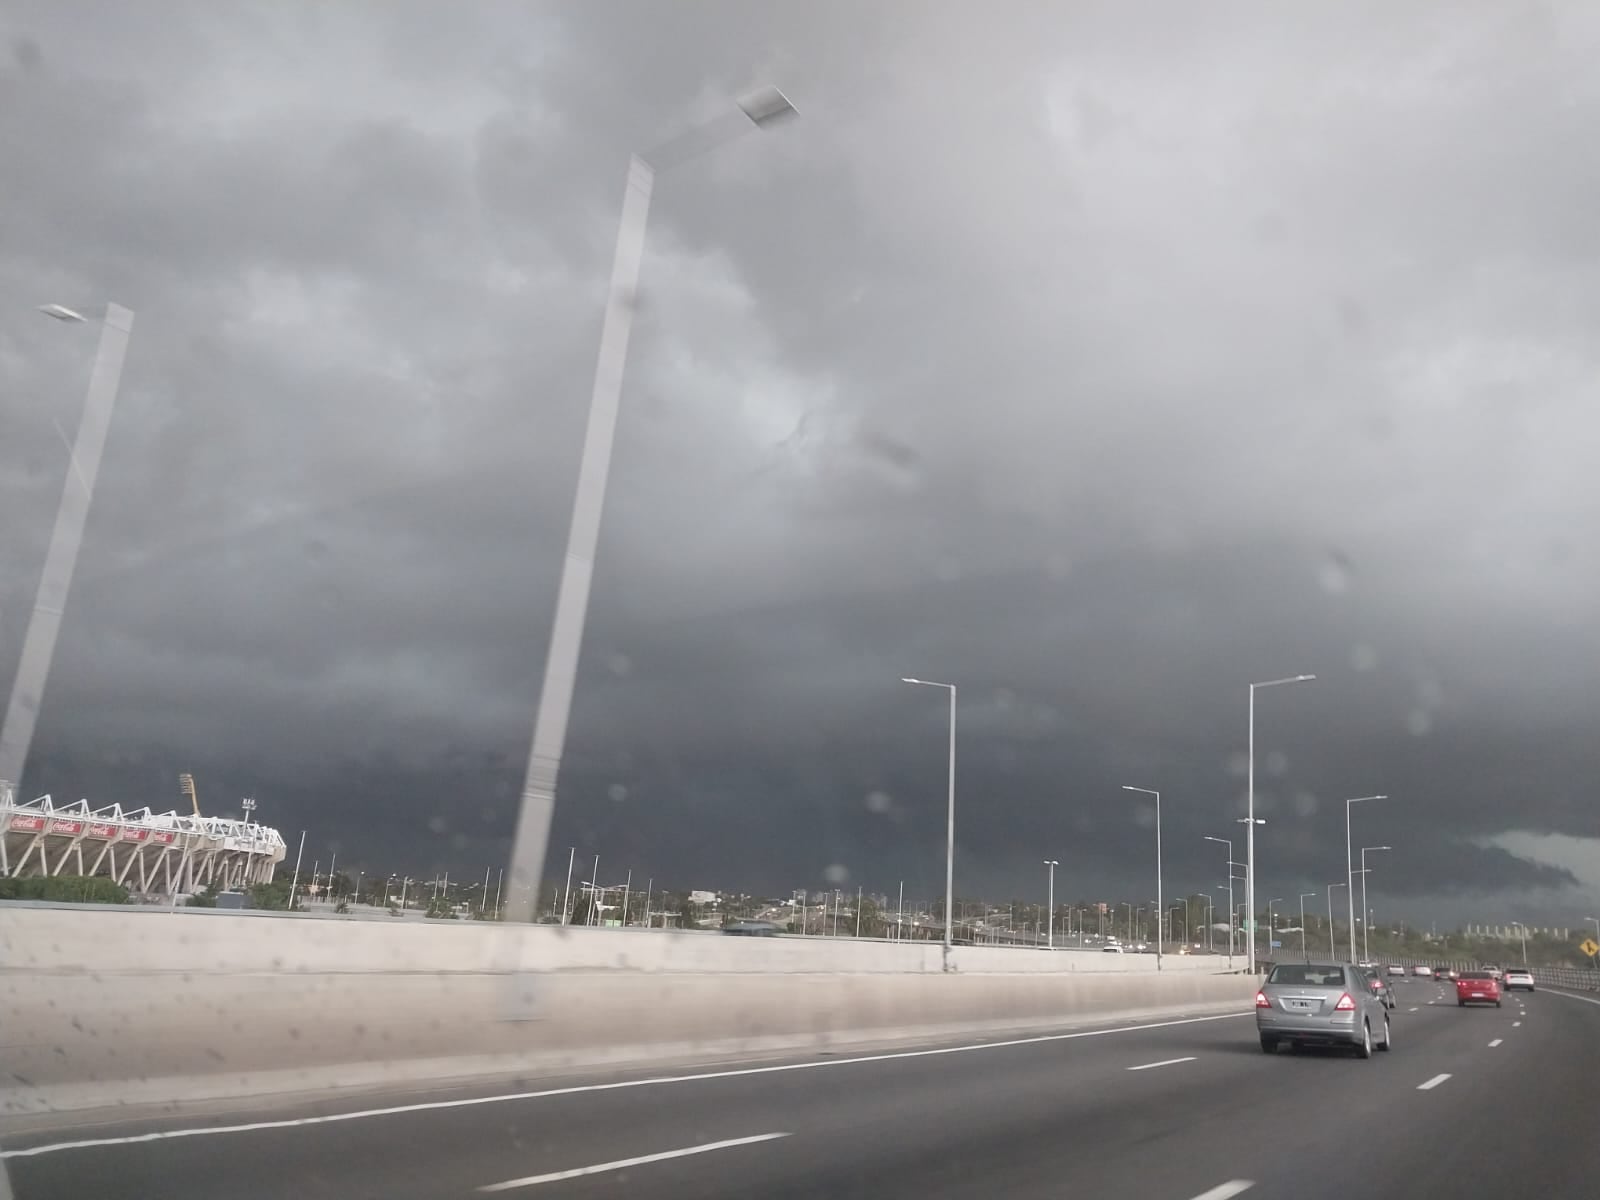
[1,907,1254,1121]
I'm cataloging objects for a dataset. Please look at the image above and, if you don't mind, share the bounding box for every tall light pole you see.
[1360,845,1391,962]
[1198,893,1214,952]
[1122,786,1162,969]
[1265,898,1283,959]
[1043,860,1059,949]
[0,303,135,795]
[1204,835,1235,967]
[1510,920,1529,967]
[1299,891,1317,960]
[902,677,957,961]
[1247,674,1315,973]
[1328,881,1346,959]
[502,88,798,924]
[1344,795,1387,962]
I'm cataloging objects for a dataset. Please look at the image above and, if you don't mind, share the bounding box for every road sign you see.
[1581,938,1599,958]
[1270,940,1283,948]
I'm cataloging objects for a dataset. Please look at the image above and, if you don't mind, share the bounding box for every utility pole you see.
[855,886,863,938]
[561,848,575,924]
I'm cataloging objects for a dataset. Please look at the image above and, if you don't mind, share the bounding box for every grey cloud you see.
[4,1,1599,923]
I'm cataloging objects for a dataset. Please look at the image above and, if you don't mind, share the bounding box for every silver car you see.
[1256,962,1392,1057]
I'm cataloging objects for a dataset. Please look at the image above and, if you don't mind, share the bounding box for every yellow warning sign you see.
[1581,938,1599,958]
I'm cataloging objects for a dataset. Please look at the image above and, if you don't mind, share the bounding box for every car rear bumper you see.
[1256,1013,1361,1045]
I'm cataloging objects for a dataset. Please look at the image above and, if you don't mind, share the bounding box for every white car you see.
[1386,965,1406,978]
[1412,965,1434,977]
[1503,968,1535,991]
[1101,945,1126,954]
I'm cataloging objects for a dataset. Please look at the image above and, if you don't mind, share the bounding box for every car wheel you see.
[1378,1018,1392,1051]
[1457,999,1465,1007]
[1355,1020,1373,1059]
[1259,1036,1278,1054]
[1496,1000,1502,1008]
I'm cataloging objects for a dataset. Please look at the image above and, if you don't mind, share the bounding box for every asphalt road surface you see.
[4,981,1596,1200]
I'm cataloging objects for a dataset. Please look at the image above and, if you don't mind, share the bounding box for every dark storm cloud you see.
[4,1,1599,924]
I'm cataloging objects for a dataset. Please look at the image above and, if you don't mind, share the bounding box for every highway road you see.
[4,981,1597,1199]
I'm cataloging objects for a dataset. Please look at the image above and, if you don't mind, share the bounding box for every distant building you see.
[688,890,719,906]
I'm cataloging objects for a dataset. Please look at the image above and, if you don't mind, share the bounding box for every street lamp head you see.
[1236,817,1266,825]
[1203,835,1229,845]
[737,85,798,127]
[1253,673,1317,690]
[1043,859,1059,867]
[38,303,88,323]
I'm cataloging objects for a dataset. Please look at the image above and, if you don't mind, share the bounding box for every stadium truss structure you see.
[0,787,287,898]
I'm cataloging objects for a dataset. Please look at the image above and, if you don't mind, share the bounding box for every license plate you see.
[1286,999,1316,1010]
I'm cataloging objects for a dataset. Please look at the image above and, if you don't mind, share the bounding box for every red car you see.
[1455,970,1502,1007]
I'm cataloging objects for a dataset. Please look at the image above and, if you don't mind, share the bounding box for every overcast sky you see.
[4,1,1599,926]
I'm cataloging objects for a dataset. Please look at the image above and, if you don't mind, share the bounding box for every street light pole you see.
[1123,786,1162,970]
[502,88,797,924]
[1328,882,1346,959]
[1043,860,1059,949]
[1511,921,1528,967]
[1360,846,1391,962]
[1266,898,1283,959]
[1344,795,1387,963]
[1204,835,1234,968]
[1247,674,1315,974]
[0,304,135,794]
[1198,893,1214,952]
[902,677,957,963]
[1299,891,1317,960]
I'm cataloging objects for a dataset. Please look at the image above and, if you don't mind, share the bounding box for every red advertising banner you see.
[8,815,45,832]
[86,823,117,839]
[47,819,85,835]
[150,831,176,844]
[122,828,149,842]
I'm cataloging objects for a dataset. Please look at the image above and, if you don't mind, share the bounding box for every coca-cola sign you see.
[8,814,45,832]
[150,830,176,844]
[47,819,84,835]
[86,822,117,839]
[121,828,149,842]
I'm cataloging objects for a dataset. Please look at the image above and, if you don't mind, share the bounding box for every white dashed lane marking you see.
[1418,1074,1452,1091]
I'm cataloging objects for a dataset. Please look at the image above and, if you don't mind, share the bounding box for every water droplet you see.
[607,784,628,803]
[1406,709,1433,737]
[1226,752,1249,778]
[823,863,850,884]
[865,791,892,814]
[1293,790,1319,817]
[608,653,632,676]
[1350,643,1379,672]
[1318,552,1353,594]
[1265,750,1289,776]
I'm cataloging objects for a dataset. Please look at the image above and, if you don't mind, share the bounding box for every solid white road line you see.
[1544,987,1600,1008]
[1126,1056,1197,1072]
[1488,1039,1503,1047]
[1417,1074,1452,1091]
[1189,1182,1254,1200]
[0,1010,1251,1160]
[478,1133,789,1192]
[1408,1007,1419,1012]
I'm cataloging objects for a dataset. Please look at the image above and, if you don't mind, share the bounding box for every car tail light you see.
[1334,992,1356,1011]
[1255,991,1271,1008]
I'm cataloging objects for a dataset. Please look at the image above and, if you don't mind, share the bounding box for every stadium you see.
[0,785,287,900]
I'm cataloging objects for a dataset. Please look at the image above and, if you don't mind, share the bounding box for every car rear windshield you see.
[1267,965,1348,986]
[1459,971,1493,980]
